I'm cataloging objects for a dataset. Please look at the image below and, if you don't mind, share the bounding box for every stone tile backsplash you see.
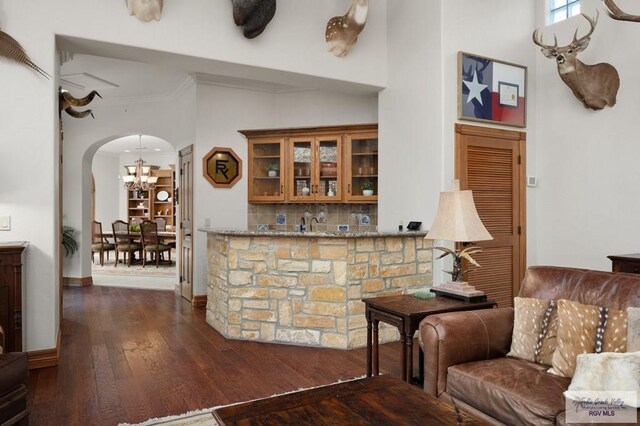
[248,204,377,233]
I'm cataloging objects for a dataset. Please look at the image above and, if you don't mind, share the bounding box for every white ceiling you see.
[97,134,173,154]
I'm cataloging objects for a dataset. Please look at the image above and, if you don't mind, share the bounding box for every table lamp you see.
[424,180,493,301]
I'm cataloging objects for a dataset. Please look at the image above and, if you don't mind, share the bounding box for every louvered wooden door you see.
[455,124,526,308]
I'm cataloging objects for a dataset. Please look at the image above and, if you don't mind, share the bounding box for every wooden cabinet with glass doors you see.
[287,135,342,203]
[344,132,378,202]
[248,138,286,202]
[242,124,377,204]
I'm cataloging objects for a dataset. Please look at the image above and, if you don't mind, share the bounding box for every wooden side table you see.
[607,253,640,274]
[363,294,497,383]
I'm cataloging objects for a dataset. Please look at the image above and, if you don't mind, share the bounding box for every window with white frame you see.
[550,0,581,23]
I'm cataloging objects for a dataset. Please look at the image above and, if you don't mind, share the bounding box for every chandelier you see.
[122,135,159,191]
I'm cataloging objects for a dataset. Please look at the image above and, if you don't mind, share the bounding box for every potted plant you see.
[362,181,374,196]
[267,163,280,177]
[62,226,79,257]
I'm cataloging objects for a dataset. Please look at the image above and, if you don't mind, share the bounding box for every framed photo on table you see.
[458,51,527,128]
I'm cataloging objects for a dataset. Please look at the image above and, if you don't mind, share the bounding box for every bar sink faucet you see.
[299,216,306,232]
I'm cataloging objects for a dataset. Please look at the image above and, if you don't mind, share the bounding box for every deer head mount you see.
[533,12,619,110]
[325,0,369,57]
[126,0,163,22]
[231,0,276,39]
[603,0,640,22]
[59,88,102,119]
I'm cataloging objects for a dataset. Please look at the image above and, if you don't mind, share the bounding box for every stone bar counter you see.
[200,228,432,349]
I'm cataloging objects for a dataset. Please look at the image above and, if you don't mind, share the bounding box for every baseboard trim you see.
[28,327,61,370]
[192,295,207,307]
[63,276,93,287]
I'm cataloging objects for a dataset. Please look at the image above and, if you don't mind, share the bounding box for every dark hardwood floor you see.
[27,286,409,425]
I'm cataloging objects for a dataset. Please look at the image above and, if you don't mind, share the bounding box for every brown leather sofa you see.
[0,326,29,425]
[419,266,640,426]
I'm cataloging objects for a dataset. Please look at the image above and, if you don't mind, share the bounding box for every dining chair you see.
[152,217,166,231]
[91,221,115,266]
[140,220,172,268]
[111,220,142,267]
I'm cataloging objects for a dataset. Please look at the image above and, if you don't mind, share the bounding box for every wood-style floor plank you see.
[28,286,411,425]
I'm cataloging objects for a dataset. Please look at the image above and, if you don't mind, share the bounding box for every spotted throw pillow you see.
[507,297,558,365]
[548,299,628,378]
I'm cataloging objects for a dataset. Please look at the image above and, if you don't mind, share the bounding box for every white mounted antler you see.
[126,0,164,22]
[325,0,369,57]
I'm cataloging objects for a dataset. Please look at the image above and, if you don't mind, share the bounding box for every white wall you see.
[380,0,537,284]
[533,0,640,270]
[91,153,120,232]
[191,84,378,296]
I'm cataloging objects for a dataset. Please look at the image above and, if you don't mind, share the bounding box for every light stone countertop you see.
[198,227,428,239]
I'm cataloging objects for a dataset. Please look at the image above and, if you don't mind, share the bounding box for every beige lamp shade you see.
[425,183,492,243]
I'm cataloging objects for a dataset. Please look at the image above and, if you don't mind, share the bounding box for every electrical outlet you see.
[0,216,10,231]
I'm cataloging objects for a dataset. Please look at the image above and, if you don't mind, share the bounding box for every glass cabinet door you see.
[249,138,285,202]
[288,137,313,201]
[315,136,342,202]
[345,133,378,202]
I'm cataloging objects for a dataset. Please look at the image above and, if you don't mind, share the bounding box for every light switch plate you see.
[0,216,10,231]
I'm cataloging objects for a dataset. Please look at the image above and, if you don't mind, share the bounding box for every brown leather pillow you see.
[548,299,628,378]
[507,297,558,365]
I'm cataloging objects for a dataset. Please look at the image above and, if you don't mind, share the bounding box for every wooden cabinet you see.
[127,168,176,228]
[248,138,286,202]
[345,132,378,202]
[242,124,377,204]
[0,242,26,352]
[608,253,640,274]
[287,135,343,202]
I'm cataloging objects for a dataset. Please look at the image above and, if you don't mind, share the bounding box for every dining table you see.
[100,230,177,265]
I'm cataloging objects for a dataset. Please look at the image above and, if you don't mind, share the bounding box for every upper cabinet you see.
[248,137,286,202]
[345,132,378,202]
[241,124,377,204]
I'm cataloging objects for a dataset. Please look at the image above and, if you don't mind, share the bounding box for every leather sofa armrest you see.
[419,307,514,397]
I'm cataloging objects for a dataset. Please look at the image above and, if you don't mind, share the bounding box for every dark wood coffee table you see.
[213,375,480,425]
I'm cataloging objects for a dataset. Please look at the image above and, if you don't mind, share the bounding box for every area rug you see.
[91,258,176,278]
[119,376,366,426]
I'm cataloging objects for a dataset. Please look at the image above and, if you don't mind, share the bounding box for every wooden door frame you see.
[179,145,194,303]
[454,123,527,295]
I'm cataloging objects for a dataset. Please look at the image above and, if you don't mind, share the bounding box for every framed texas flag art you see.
[458,52,527,128]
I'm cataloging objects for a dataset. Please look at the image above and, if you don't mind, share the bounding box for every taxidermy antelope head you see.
[602,0,640,22]
[126,0,163,22]
[0,26,50,78]
[533,12,619,110]
[231,0,276,39]
[59,88,102,119]
[326,0,369,57]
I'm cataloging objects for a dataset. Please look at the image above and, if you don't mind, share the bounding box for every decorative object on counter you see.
[325,0,369,57]
[533,12,619,110]
[0,24,50,78]
[406,221,422,231]
[603,0,640,22]
[266,163,279,177]
[361,181,374,196]
[231,0,276,39]
[414,291,435,299]
[257,224,269,231]
[203,147,242,188]
[459,51,526,127]
[123,135,159,191]
[359,214,370,225]
[126,0,163,22]
[59,87,101,119]
[424,180,492,302]
[62,225,79,257]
